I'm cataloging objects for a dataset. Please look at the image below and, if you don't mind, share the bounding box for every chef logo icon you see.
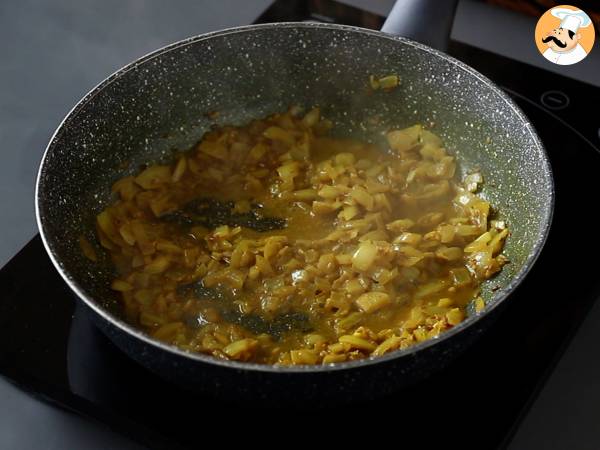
[535,5,595,65]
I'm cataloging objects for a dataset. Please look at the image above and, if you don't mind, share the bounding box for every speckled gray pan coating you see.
[36,23,553,378]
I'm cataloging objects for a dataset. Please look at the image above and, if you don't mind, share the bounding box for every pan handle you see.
[381,0,458,52]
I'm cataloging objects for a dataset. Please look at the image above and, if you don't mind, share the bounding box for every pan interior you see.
[37,24,552,363]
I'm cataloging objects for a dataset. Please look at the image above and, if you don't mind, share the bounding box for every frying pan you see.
[35,0,553,404]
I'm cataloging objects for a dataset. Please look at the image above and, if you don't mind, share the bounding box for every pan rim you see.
[35,21,555,374]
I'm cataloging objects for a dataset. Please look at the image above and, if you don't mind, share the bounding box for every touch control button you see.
[540,90,570,110]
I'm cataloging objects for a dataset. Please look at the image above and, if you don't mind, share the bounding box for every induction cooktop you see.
[2,1,600,448]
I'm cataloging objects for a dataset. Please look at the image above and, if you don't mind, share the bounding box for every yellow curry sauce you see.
[91,107,508,365]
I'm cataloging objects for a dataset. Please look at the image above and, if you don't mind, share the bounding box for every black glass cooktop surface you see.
[1,1,600,449]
